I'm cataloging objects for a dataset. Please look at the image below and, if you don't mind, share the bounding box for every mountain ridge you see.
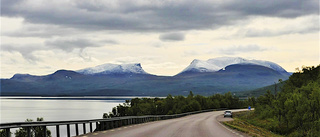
[1,57,291,96]
[8,57,289,79]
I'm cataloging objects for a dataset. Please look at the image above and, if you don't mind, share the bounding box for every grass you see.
[223,111,282,137]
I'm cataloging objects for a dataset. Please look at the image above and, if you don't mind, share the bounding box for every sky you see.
[1,0,319,78]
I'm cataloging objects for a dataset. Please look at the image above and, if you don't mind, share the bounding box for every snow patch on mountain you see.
[76,63,148,75]
[180,57,288,74]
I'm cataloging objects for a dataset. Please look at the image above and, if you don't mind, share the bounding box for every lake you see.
[0,96,132,136]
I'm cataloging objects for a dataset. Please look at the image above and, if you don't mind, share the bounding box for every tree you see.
[15,118,51,137]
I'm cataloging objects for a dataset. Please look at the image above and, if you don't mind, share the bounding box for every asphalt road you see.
[79,109,249,137]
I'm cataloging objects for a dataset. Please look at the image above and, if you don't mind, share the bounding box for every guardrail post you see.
[56,125,60,137]
[111,121,114,129]
[67,124,71,137]
[90,122,93,132]
[75,123,79,136]
[115,121,118,128]
[106,121,110,130]
[27,127,31,137]
[43,126,47,137]
[5,128,10,137]
[83,123,86,134]
[96,122,99,131]
[116,120,118,128]
[101,122,105,130]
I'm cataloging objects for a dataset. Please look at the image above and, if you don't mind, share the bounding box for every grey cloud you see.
[219,45,266,55]
[159,33,185,41]
[243,24,319,37]
[45,38,105,52]
[222,0,318,18]
[4,24,80,38]
[1,37,116,62]
[100,40,119,45]
[2,0,318,33]
[1,44,44,62]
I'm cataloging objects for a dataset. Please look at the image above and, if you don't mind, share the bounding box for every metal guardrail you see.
[0,108,227,137]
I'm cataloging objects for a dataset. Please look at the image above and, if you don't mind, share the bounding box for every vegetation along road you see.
[79,109,249,137]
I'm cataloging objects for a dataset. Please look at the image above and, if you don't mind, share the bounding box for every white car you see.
[224,110,233,118]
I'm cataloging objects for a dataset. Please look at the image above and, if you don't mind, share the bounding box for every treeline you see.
[254,65,320,136]
[104,91,254,117]
[0,117,51,137]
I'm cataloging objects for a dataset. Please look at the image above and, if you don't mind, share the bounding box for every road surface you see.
[79,109,249,137]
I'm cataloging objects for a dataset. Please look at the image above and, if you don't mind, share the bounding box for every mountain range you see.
[0,57,291,96]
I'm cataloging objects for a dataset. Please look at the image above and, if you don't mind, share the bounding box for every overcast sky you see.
[1,0,319,78]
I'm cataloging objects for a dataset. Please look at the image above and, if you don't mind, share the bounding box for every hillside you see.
[1,63,290,96]
[252,65,320,136]
[234,80,286,97]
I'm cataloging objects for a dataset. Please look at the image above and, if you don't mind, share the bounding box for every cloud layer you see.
[45,38,104,52]
[2,0,318,33]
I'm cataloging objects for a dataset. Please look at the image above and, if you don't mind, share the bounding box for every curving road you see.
[79,109,249,137]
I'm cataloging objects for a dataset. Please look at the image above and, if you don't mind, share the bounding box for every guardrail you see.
[0,108,227,137]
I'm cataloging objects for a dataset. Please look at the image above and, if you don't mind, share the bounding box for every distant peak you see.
[134,63,141,66]
[11,73,31,79]
[179,57,288,75]
[190,59,201,64]
[76,63,148,75]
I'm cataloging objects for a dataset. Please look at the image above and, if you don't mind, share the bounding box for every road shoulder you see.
[216,114,251,137]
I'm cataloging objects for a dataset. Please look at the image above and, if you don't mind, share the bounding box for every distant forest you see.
[103,91,253,117]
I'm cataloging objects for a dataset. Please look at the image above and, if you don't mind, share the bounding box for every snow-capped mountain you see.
[76,63,149,75]
[2,57,292,96]
[179,57,288,74]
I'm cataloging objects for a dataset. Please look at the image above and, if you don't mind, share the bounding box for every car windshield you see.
[225,111,231,113]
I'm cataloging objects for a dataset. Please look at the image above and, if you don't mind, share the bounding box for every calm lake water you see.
[0,96,130,136]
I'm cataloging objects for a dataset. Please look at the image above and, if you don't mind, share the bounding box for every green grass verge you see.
[222,111,282,137]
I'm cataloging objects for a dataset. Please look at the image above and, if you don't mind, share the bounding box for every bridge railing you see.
[0,108,227,137]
